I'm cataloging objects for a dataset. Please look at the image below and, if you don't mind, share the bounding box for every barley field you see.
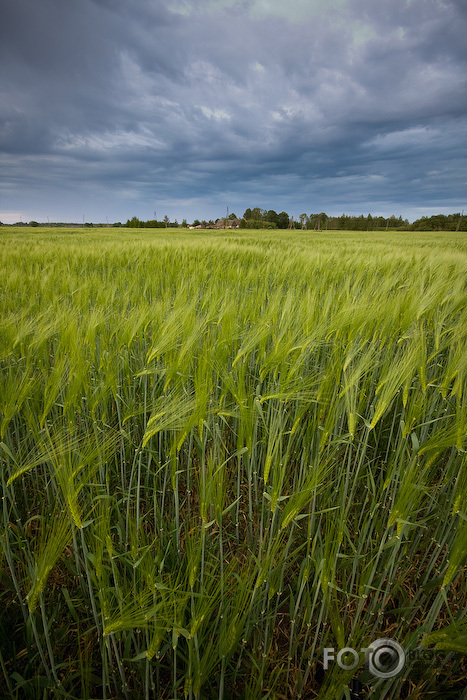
[1,227,466,699]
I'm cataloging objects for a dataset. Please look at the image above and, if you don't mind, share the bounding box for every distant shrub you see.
[240,219,277,229]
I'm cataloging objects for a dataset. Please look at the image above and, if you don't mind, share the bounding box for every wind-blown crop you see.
[1,227,466,699]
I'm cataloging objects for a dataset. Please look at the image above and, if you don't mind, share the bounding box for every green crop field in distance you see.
[1,227,466,699]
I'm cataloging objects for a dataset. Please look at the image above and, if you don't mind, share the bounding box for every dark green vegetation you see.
[240,210,410,231]
[409,213,466,232]
[1,212,464,231]
[1,228,466,699]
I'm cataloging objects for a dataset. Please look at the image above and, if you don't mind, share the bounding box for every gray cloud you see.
[1,0,466,223]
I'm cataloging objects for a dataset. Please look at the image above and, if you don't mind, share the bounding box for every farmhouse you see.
[213,217,242,229]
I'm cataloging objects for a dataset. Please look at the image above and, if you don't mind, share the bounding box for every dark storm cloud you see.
[1,0,466,222]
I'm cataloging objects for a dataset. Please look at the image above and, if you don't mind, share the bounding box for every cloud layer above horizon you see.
[1,0,466,223]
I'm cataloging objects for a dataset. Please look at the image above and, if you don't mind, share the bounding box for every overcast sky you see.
[1,0,466,224]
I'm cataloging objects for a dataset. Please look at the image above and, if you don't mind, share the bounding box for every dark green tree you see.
[277,211,289,229]
[266,210,279,226]
[125,216,141,228]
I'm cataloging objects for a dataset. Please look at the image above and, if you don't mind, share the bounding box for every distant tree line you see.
[125,216,166,228]
[409,213,466,231]
[124,216,190,228]
[240,208,289,229]
[0,221,125,228]
[1,212,465,231]
[240,208,410,230]
[239,209,465,232]
[323,213,409,231]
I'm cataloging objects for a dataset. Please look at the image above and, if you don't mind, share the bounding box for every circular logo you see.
[367,639,406,679]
